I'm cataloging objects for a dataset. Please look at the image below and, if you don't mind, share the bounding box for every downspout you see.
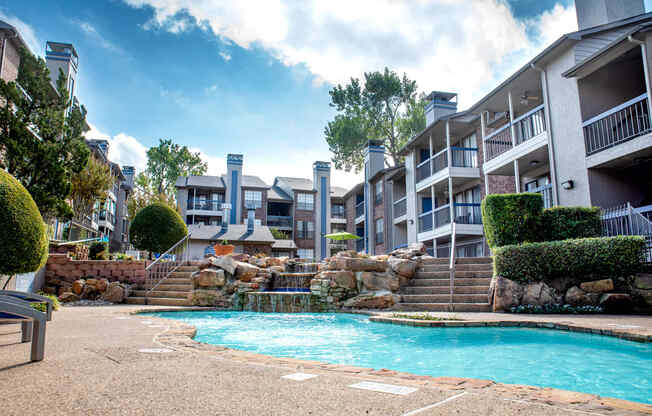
[531,63,560,206]
[627,35,652,121]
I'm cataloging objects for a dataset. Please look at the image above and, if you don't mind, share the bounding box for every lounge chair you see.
[0,290,53,321]
[0,295,47,361]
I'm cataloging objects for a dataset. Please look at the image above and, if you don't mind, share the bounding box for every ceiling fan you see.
[520,91,539,105]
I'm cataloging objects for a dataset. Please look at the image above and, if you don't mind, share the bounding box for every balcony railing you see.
[582,93,651,156]
[98,211,115,224]
[453,203,482,224]
[416,158,431,182]
[267,215,293,228]
[296,231,315,240]
[355,201,364,218]
[485,104,546,161]
[432,148,447,173]
[331,206,345,218]
[451,147,478,168]
[416,146,479,183]
[418,204,451,233]
[529,183,553,209]
[187,198,224,211]
[393,196,407,218]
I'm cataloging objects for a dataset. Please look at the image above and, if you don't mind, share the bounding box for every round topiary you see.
[129,203,187,253]
[0,169,48,275]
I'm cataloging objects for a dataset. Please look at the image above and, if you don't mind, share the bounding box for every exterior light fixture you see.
[529,160,539,167]
[562,180,574,190]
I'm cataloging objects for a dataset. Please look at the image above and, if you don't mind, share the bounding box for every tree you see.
[129,203,188,254]
[70,156,114,231]
[146,139,207,196]
[325,68,426,172]
[0,47,90,220]
[0,169,48,277]
[127,172,176,221]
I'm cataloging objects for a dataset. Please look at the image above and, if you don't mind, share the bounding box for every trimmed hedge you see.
[89,241,108,260]
[494,236,645,284]
[541,206,601,242]
[481,193,543,248]
[0,170,48,275]
[129,203,187,253]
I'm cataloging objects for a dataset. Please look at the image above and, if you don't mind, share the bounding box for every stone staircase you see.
[395,257,493,312]
[126,264,197,306]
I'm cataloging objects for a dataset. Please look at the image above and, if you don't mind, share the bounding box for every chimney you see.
[364,140,385,180]
[425,91,457,126]
[246,208,255,232]
[121,166,135,188]
[313,161,331,260]
[226,154,243,225]
[575,0,644,31]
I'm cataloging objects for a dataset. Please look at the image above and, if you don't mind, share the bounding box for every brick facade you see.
[344,192,357,251]
[240,187,268,224]
[294,208,316,250]
[371,177,386,255]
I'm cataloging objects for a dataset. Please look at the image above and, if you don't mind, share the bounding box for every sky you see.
[0,0,616,189]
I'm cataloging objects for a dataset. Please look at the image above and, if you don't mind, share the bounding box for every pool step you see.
[394,302,491,312]
[126,263,198,306]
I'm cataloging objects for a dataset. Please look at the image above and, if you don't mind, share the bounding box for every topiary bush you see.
[129,203,187,253]
[89,241,108,260]
[494,236,645,284]
[541,206,601,242]
[481,193,543,248]
[0,170,48,275]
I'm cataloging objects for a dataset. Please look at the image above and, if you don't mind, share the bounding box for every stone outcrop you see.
[334,257,387,272]
[235,262,259,282]
[193,269,225,288]
[522,282,560,306]
[315,271,356,290]
[633,274,652,307]
[358,271,399,292]
[388,257,417,278]
[58,292,80,302]
[343,293,396,309]
[492,276,523,312]
[72,279,85,295]
[564,286,599,306]
[209,256,237,275]
[188,290,229,307]
[101,282,129,303]
[599,293,633,313]
[580,279,614,294]
[389,243,426,259]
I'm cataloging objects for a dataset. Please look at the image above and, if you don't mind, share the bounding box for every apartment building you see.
[175,155,348,260]
[397,0,652,257]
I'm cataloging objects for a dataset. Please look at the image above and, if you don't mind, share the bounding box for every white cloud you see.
[0,10,42,55]
[218,51,231,61]
[85,124,148,172]
[76,20,124,54]
[189,147,225,176]
[122,0,577,106]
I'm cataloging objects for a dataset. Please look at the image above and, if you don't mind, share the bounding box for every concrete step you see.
[456,257,493,264]
[401,285,490,295]
[178,265,200,272]
[419,258,449,265]
[126,297,191,306]
[417,264,492,273]
[132,290,189,299]
[400,294,490,304]
[415,271,492,279]
[143,283,193,291]
[394,303,491,312]
[168,271,195,278]
[161,278,192,284]
[411,278,492,287]
[417,264,449,272]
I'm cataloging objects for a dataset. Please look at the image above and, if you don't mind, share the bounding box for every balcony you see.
[418,203,484,240]
[296,231,315,240]
[393,196,407,221]
[582,93,651,157]
[98,210,115,224]
[484,104,546,161]
[529,183,553,209]
[187,198,224,212]
[267,215,293,229]
[452,203,482,224]
[355,201,364,223]
[418,204,451,234]
[415,146,480,190]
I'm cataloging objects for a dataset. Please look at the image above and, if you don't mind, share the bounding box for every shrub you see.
[494,236,645,284]
[0,170,48,275]
[89,241,108,260]
[129,203,187,253]
[481,193,543,248]
[541,206,601,241]
[31,292,60,313]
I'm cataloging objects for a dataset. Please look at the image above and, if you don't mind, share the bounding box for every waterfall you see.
[271,295,277,313]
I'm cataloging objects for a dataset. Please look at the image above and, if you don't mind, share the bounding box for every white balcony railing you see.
[393,196,407,218]
[582,93,651,156]
[416,146,479,183]
[418,204,451,234]
[484,104,546,162]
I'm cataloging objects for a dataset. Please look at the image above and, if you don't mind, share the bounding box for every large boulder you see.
[317,271,356,290]
[193,268,225,288]
[359,271,399,292]
[101,282,128,303]
[210,255,237,275]
[335,250,358,258]
[335,257,387,272]
[564,286,599,306]
[388,257,417,278]
[599,293,633,313]
[72,279,85,295]
[188,289,228,307]
[235,262,259,282]
[58,292,80,303]
[547,276,579,294]
[96,278,109,293]
[343,293,396,309]
[492,276,523,312]
[633,274,652,307]
[580,279,614,293]
[389,243,426,259]
[522,282,559,306]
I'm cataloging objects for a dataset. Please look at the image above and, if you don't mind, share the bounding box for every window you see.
[375,218,384,245]
[297,249,314,259]
[332,203,345,218]
[244,190,262,209]
[296,221,314,239]
[296,193,314,210]
[374,181,383,205]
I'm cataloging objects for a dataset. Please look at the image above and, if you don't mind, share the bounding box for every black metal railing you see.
[453,203,482,224]
[393,197,407,218]
[355,201,364,218]
[187,198,224,211]
[267,215,293,228]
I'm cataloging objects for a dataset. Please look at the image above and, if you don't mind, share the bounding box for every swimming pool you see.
[150,311,652,404]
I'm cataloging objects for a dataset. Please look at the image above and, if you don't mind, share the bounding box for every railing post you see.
[449,222,457,310]
[508,91,516,147]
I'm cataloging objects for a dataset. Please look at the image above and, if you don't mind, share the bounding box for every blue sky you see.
[0,0,618,188]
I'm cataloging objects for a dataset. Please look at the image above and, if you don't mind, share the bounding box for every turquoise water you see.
[150,311,652,404]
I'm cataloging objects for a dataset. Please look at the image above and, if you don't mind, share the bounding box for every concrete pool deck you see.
[0,305,650,415]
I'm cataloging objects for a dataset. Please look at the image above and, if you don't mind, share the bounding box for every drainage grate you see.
[281,373,318,381]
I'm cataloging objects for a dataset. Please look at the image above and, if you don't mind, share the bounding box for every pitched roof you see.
[240,175,269,188]
[272,239,297,250]
[267,186,293,201]
[175,176,226,189]
[330,186,348,198]
[188,224,275,243]
[277,177,314,191]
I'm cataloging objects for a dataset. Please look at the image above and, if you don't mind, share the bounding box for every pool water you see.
[150,311,652,404]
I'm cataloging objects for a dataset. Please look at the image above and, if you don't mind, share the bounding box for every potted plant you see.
[214,239,234,255]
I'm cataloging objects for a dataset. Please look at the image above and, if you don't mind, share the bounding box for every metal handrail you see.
[449,222,457,310]
[144,233,191,301]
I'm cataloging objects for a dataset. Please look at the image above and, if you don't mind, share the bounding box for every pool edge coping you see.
[128,307,652,414]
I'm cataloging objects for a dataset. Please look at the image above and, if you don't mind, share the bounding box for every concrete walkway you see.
[0,306,650,415]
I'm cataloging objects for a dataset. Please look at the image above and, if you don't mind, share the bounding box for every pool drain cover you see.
[282,373,318,381]
[138,348,174,354]
[349,382,417,395]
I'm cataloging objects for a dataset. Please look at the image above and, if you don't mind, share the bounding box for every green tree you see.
[0,47,90,220]
[129,203,187,254]
[146,139,207,196]
[325,68,426,172]
[127,172,176,221]
[70,156,114,231]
